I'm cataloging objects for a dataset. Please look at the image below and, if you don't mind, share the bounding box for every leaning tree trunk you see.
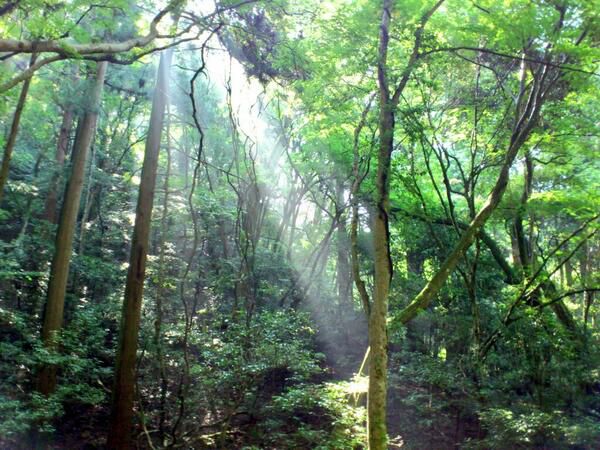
[0,54,37,205]
[396,53,560,325]
[107,49,173,450]
[37,61,107,397]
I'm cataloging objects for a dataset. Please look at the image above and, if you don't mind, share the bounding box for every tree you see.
[37,61,108,397]
[395,3,583,325]
[107,48,173,450]
[369,1,444,447]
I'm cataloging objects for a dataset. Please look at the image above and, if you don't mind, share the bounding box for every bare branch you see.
[0,55,64,93]
[420,46,598,77]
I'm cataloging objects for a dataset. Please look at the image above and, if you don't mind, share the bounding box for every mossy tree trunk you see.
[368,1,445,448]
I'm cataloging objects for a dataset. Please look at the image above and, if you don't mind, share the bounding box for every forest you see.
[0,0,599,449]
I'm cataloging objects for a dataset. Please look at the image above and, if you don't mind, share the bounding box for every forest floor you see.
[22,318,480,450]
[313,319,481,450]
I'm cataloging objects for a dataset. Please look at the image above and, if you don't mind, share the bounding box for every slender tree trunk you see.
[369,2,394,447]
[18,152,45,316]
[37,61,107,396]
[368,1,445,446]
[274,183,295,252]
[77,144,96,253]
[580,240,594,328]
[286,201,301,260]
[78,125,108,255]
[350,98,373,317]
[0,54,36,205]
[107,49,173,450]
[15,151,43,245]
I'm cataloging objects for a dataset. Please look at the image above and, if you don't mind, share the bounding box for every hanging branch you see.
[0,1,259,93]
[171,29,217,444]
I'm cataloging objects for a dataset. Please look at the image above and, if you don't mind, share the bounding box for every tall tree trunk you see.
[369,99,393,450]
[78,126,107,255]
[580,239,594,328]
[37,61,107,397]
[17,151,45,316]
[368,2,444,447]
[286,200,301,260]
[107,49,173,450]
[0,54,36,205]
[369,2,394,447]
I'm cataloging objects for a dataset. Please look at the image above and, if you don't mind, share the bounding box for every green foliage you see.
[1,0,599,448]
[258,382,366,449]
[188,310,323,394]
[0,304,111,440]
[471,407,600,449]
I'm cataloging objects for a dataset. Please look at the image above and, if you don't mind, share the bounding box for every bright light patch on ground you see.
[346,375,369,394]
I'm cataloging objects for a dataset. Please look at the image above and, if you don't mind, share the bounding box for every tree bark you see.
[37,61,107,396]
[107,48,173,450]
